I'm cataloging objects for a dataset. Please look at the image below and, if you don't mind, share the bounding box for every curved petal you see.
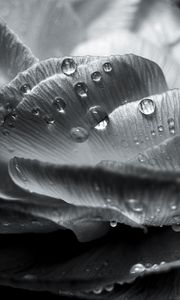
[0,20,38,86]
[0,54,167,164]
[9,157,180,228]
[0,0,83,59]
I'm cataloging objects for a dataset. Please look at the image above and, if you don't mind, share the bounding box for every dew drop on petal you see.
[70,127,89,143]
[93,287,103,294]
[158,125,164,133]
[103,62,113,73]
[130,263,145,275]
[105,285,114,292]
[91,71,102,82]
[87,106,109,130]
[151,130,156,136]
[20,83,31,94]
[44,114,55,124]
[126,199,144,213]
[172,224,180,232]
[61,58,77,76]
[110,220,117,228]
[138,98,155,115]
[53,97,66,113]
[168,118,175,134]
[138,153,147,163]
[31,107,40,116]
[74,82,88,99]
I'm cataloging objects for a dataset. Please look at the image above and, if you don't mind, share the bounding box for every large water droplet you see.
[168,118,175,134]
[103,62,113,73]
[126,199,144,213]
[130,263,145,275]
[110,220,117,228]
[87,106,109,130]
[20,83,31,94]
[61,58,77,75]
[70,127,89,143]
[91,71,102,82]
[74,82,88,99]
[53,97,66,113]
[138,98,155,115]
[172,224,180,232]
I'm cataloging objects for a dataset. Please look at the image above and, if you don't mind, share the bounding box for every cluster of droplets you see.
[130,261,166,277]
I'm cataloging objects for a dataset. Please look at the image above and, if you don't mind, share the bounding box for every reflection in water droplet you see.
[130,263,145,275]
[126,199,144,213]
[61,58,77,75]
[168,118,175,134]
[53,97,66,113]
[93,287,103,294]
[158,125,164,133]
[20,83,31,94]
[172,224,180,232]
[87,106,109,130]
[103,62,113,73]
[110,220,117,228]
[31,107,40,116]
[70,127,89,143]
[74,82,88,99]
[91,71,102,82]
[44,114,55,124]
[138,98,155,115]
[138,153,147,163]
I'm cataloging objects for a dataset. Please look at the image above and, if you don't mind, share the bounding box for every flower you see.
[1,0,180,299]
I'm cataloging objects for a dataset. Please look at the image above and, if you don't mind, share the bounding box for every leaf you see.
[0,54,167,164]
[0,20,38,86]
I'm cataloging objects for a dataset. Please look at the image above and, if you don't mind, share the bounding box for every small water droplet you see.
[70,127,89,143]
[61,58,77,75]
[172,224,180,232]
[103,62,113,73]
[145,263,152,269]
[138,153,147,163]
[31,107,40,116]
[93,287,103,294]
[53,97,66,113]
[158,125,164,133]
[138,98,156,115]
[126,199,144,213]
[105,285,114,292]
[110,220,117,228]
[168,118,175,134]
[87,106,109,130]
[91,71,102,82]
[44,114,55,124]
[74,82,88,99]
[130,263,145,275]
[170,201,177,211]
[20,83,31,94]
[151,130,156,136]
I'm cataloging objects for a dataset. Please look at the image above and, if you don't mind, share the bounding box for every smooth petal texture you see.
[0,54,167,164]
[0,20,38,86]
[0,227,180,299]
[0,0,84,59]
[9,157,180,227]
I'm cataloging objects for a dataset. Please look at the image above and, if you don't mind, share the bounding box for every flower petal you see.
[9,157,180,228]
[0,55,167,164]
[0,20,38,85]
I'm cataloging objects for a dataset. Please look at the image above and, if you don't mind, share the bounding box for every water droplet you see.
[138,153,147,163]
[138,98,155,115]
[53,97,66,113]
[93,287,103,294]
[130,263,145,275]
[91,71,102,82]
[87,106,109,130]
[61,58,77,75]
[158,125,164,133]
[110,220,117,228]
[74,82,88,99]
[126,199,144,213]
[20,83,31,94]
[172,224,180,232]
[44,114,55,124]
[105,285,114,292]
[151,130,156,136]
[103,62,113,73]
[168,118,175,134]
[31,107,40,116]
[145,263,152,269]
[70,127,89,143]
[170,201,177,211]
